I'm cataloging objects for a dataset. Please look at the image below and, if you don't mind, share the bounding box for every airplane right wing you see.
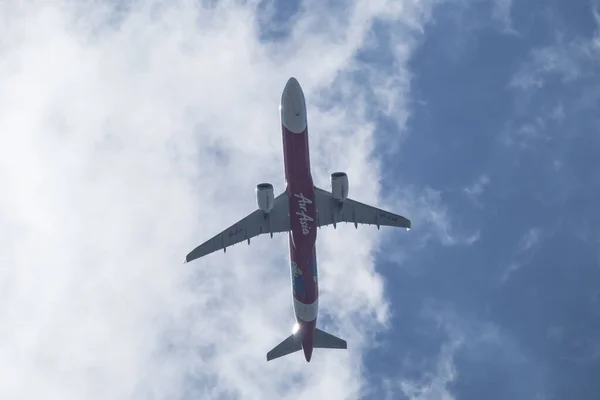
[313,186,411,230]
[185,192,290,263]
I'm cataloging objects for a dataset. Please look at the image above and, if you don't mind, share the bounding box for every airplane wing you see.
[185,192,290,263]
[313,186,411,230]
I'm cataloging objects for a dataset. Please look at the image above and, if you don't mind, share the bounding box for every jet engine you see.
[256,183,275,213]
[330,172,349,202]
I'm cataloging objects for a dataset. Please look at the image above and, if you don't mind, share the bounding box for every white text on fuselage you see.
[294,193,313,235]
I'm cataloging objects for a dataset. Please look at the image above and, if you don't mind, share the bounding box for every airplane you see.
[184,77,411,362]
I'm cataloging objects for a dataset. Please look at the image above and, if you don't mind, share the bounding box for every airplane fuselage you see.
[280,78,319,362]
[185,77,409,362]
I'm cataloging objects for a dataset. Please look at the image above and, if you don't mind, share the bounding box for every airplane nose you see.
[280,77,307,134]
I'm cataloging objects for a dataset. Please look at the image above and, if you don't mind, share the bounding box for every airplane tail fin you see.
[313,328,347,349]
[266,333,302,361]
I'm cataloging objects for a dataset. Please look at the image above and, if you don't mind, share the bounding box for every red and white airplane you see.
[185,77,411,362]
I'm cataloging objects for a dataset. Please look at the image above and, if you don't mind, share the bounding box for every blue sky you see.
[364,0,600,398]
[1,0,599,399]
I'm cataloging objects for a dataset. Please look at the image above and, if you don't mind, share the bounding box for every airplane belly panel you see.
[290,244,319,306]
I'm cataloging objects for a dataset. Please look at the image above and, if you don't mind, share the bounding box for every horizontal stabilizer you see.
[313,328,347,349]
[266,333,302,361]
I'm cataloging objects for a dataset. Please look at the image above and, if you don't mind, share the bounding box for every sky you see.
[1,0,599,399]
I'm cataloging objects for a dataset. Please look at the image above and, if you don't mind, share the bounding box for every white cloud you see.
[389,186,481,248]
[517,227,542,252]
[463,174,490,206]
[509,42,587,90]
[380,305,465,400]
[499,121,548,148]
[0,0,454,399]
[491,0,518,35]
[499,100,568,150]
[392,339,461,400]
[509,10,600,92]
[371,184,481,275]
[501,227,543,283]
[502,5,600,157]
[382,304,545,400]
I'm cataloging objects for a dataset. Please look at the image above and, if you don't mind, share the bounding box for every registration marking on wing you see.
[229,226,244,238]
[379,212,398,222]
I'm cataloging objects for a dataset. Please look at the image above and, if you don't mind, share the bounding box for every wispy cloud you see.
[381,303,545,400]
[463,174,490,206]
[499,119,552,149]
[517,227,542,252]
[381,304,465,400]
[491,0,518,35]
[509,11,600,92]
[504,7,600,154]
[388,185,481,248]
[383,338,460,400]
[370,184,481,280]
[510,42,587,90]
[502,227,543,283]
[0,1,448,399]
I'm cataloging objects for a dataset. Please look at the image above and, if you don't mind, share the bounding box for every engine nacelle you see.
[330,172,349,202]
[256,183,275,213]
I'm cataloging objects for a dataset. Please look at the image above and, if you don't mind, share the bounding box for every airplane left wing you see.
[185,192,290,263]
[313,186,411,230]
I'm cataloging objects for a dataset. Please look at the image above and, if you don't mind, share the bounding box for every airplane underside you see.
[184,76,411,363]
